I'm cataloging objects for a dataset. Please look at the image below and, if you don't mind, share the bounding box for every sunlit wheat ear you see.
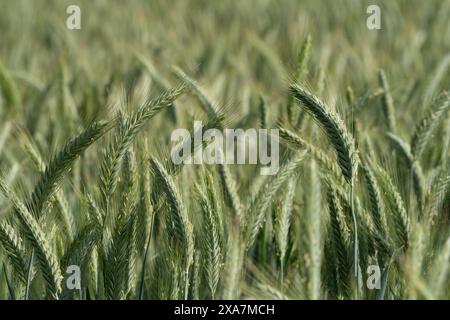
[28,120,110,219]
[289,84,358,184]
[378,69,396,132]
[411,91,450,160]
[149,157,194,298]
[0,177,62,299]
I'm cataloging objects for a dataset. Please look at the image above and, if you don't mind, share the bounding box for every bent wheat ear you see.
[245,151,306,249]
[0,220,28,283]
[0,178,62,299]
[378,69,396,132]
[289,84,358,183]
[28,120,110,219]
[279,126,347,189]
[100,84,185,211]
[385,132,426,210]
[21,133,75,240]
[173,66,221,122]
[149,156,194,299]
[372,165,410,248]
[411,92,450,159]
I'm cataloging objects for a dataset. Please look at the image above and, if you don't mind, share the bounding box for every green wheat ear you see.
[149,157,194,299]
[0,220,28,284]
[288,34,312,126]
[28,120,111,219]
[245,151,306,250]
[372,165,410,249]
[195,172,223,299]
[289,83,360,294]
[0,59,21,112]
[99,84,185,213]
[378,69,396,133]
[385,132,426,211]
[289,84,358,184]
[411,91,450,160]
[0,177,62,299]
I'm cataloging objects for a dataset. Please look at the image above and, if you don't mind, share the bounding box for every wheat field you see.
[0,0,449,300]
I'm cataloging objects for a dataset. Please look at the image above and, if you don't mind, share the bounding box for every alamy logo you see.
[65,265,81,290]
[170,121,279,175]
[366,265,381,289]
[66,5,81,30]
[366,5,381,30]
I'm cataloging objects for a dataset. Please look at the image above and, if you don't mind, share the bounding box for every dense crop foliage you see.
[0,0,449,299]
